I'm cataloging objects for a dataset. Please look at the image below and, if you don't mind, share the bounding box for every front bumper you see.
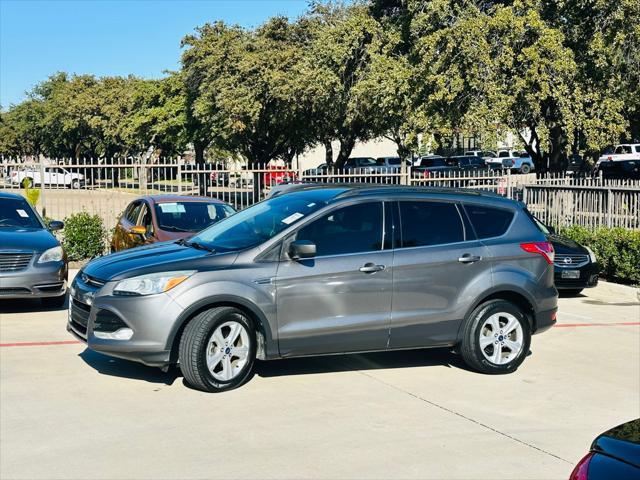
[0,261,68,299]
[68,274,183,367]
[554,261,599,289]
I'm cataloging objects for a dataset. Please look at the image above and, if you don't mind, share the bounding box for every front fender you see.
[167,281,278,359]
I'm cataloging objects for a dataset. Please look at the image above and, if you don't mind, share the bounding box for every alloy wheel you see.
[205,321,250,381]
[479,312,524,365]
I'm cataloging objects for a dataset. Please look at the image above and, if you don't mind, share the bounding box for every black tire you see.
[41,293,67,309]
[71,180,80,189]
[179,307,256,392]
[560,288,583,297]
[520,164,531,174]
[460,300,531,374]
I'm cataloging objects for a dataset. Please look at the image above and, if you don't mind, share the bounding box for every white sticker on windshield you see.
[16,209,29,218]
[307,202,316,207]
[281,212,304,225]
[159,203,186,214]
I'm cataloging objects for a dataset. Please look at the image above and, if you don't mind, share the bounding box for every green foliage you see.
[21,178,40,207]
[559,226,640,284]
[62,212,106,261]
[0,1,638,167]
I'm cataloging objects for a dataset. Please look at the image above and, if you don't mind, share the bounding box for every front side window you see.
[296,202,384,257]
[399,201,464,247]
[0,197,42,229]
[153,201,235,233]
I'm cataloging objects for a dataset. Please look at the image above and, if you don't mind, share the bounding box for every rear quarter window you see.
[464,204,514,239]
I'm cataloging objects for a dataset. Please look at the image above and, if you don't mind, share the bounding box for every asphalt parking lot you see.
[1,272,638,480]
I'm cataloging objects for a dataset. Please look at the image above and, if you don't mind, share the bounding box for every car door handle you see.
[359,263,386,273]
[458,254,482,264]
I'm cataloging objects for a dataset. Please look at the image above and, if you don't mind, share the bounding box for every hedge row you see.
[62,212,106,262]
[558,226,640,285]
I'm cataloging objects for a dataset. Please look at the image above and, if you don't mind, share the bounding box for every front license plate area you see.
[561,270,580,279]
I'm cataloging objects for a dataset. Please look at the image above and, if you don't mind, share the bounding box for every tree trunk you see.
[324,139,334,166]
[334,136,356,168]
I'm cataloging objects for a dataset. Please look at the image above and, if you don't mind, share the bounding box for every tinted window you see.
[154,201,235,233]
[296,202,383,256]
[420,157,446,167]
[0,197,42,228]
[399,201,464,247]
[636,146,640,153]
[465,204,514,238]
[615,146,632,154]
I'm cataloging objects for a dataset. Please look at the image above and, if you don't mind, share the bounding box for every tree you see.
[182,18,313,167]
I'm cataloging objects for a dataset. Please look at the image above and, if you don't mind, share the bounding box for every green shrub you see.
[62,212,106,261]
[559,226,640,285]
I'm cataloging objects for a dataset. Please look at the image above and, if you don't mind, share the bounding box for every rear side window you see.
[465,204,514,239]
[399,201,464,247]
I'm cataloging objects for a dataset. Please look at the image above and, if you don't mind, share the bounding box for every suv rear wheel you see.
[460,300,531,374]
[179,306,256,392]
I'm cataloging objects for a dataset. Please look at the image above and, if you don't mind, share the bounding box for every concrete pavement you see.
[1,274,638,479]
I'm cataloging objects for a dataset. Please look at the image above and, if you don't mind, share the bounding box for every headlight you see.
[38,246,63,263]
[586,247,597,263]
[113,271,195,296]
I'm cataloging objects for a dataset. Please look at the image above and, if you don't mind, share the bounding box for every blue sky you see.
[0,0,310,107]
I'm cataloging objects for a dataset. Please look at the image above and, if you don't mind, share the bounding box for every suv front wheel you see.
[460,300,531,374]
[179,307,256,392]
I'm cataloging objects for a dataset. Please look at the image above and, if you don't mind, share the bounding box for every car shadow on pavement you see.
[254,347,467,379]
[78,349,180,386]
[0,297,68,313]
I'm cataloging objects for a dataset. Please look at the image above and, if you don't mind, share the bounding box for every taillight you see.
[569,452,593,480]
[520,241,555,264]
[423,171,430,178]
[11,171,16,178]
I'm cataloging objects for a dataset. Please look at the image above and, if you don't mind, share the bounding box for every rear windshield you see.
[154,202,236,233]
[420,158,446,167]
[464,204,515,238]
[0,197,42,229]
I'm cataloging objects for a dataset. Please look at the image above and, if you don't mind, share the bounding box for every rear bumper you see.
[534,307,557,334]
[0,262,68,299]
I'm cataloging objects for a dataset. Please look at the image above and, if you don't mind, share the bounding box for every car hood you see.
[82,241,238,282]
[548,234,588,255]
[0,227,58,252]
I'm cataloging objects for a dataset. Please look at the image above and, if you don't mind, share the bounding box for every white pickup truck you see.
[486,150,535,174]
[10,166,85,189]
[596,144,640,167]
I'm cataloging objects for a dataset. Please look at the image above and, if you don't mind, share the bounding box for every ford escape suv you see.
[68,185,558,392]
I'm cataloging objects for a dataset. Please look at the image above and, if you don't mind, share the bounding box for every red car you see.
[262,165,297,187]
[111,195,235,252]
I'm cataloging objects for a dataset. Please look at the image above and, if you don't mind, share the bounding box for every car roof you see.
[276,183,519,207]
[141,195,225,205]
[0,191,26,200]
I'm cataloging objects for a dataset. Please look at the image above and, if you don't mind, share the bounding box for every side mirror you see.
[48,220,64,231]
[129,225,147,237]
[289,240,316,260]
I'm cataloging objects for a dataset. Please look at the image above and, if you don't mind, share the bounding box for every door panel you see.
[389,200,491,348]
[275,201,392,356]
[276,251,393,356]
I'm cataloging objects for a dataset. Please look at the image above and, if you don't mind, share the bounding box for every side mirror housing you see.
[48,220,64,231]
[129,225,147,237]
[289,240,316,260]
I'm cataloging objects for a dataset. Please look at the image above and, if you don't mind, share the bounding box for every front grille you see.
[0,253,33,272]
[554,254,589,268]
[69,298,91,337]
[35,283,64,293]
[80,272,106,288]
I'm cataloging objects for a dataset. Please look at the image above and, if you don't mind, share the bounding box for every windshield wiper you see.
[176,238,215,253]
[161,225,192,232]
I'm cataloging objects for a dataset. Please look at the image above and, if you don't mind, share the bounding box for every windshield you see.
[189,189,341,252]
[154,201,235,233]
[0,197,43,229]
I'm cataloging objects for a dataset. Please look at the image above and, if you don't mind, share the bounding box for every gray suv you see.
[68,185,558,392]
